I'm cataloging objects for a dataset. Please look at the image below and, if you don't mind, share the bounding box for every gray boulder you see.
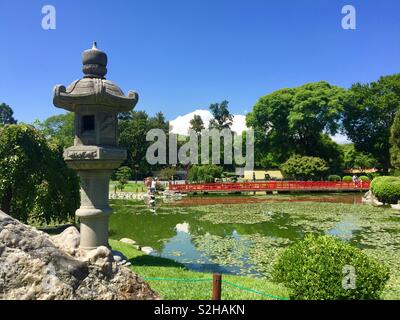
[0,211,159,300]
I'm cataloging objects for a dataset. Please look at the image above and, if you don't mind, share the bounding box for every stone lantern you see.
[53,42,138,250]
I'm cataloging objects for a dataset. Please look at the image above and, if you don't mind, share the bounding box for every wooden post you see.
[212,273,222,300]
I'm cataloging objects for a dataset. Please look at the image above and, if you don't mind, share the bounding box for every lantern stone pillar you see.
[53,42,138,250]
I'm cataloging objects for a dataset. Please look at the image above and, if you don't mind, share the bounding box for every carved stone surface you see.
[64,146,126,162]
[53,43,136,250]
[67,150,98,160]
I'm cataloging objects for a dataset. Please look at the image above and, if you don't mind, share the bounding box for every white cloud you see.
[331,133,351,145]
[169,109,248,135]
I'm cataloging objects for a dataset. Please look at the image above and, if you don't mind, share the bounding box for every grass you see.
[109,181,147,193]
[110,239,290,300]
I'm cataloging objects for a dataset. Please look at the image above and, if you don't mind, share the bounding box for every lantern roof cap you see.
[82,42,108,79]
[53,42,138,112]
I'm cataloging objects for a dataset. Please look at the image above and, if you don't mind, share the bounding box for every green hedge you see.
[328,175,341,181]
[370,176,400,204]
[359,175,370,182]
[342,175,353,182]
[272,234,390,300]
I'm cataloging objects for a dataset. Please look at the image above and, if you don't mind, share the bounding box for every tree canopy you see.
[0,124,79,224]
[189,114,205,134]
[209,100,233,130]
[280,155,329,181]
[246,81,346,167]
[0,103,17,125]
[118,110,169,177]
[33,112,74,148]
[341,74,400,173]
[340,144,378,170]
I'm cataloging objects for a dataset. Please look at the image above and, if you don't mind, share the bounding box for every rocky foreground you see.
[0,210,159,300]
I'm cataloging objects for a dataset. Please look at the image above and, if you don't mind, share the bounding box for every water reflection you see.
[109,193,366,276]
[151,225,242,275]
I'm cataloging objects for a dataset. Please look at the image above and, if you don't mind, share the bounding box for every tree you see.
[0,103,17,124]
[118,111,170,178]
[0,124,79,224]
[187,164,223,183]
[209,100,233,130]
[159,166,178,181]
[189,114,205,134]
[341,144,378,170]
[150,111,169,132]
[33,112,74,148]
[280,155,329,180]
[246,82,346,167]
[115,166,132,191]
[391,109,400,169]
[341,74,400,173]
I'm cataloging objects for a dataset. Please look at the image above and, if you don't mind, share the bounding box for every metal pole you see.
[212,273,222,300]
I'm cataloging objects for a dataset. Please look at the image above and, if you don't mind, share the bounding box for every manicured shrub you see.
[328,175,341,182]
[359,175,370,182]
[342,175,353,182]
[272,234,390,300]
[280,155,329,180]
[370,176,400,204]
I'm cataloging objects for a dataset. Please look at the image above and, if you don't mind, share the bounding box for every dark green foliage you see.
[341,74,400,173]
[370,176,400,204]
[115,166,132,191]
[0,103,17,124]
[208,100,233,130]
[390,109,400,169]
[189,114,205,134]
[32,113,74,148]
[340,144,378,170]
[119,110,169,178]
[272,234,390,300]
[0,124,79,224]
[159,166,178,181]
[187,164,223,183]
[280,155,329,180]
[328,175,341,181]
[342,176,353,182]
[246,82,346,167]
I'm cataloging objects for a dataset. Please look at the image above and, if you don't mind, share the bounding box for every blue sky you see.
[0,0,399,124]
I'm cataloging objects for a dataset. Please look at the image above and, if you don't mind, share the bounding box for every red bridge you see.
[168,181,370,193]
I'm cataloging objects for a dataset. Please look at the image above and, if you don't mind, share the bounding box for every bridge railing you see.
[168,181,370,193]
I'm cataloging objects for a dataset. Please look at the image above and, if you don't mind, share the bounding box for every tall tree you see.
[341,74,400,173]
[390,109,400,169]
[189,114,205,134]
[32,112,74,148]
[341,144,378,170]
[246,81,346,167]
[118,111,170,177]
[0,124,79,224]
[209,100,233,130]
[0,103,17,125]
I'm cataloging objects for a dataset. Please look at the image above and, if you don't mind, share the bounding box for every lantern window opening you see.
[82,115,95,132]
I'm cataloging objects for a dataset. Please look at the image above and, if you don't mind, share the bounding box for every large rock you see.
[362,190,384,206]
[0,211,159,300]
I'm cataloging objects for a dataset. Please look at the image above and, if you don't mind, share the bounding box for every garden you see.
[108,194,400,300]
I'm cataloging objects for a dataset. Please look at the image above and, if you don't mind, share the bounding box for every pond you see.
[109,193,400,299]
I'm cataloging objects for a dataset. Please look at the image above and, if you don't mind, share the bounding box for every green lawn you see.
[109,181,147,193]
[110,239,290,300]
